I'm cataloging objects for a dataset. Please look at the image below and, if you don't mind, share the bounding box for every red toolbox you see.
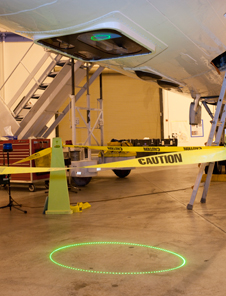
[0,139,50,191]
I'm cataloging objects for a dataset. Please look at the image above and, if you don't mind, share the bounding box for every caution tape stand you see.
[45,138,73,215]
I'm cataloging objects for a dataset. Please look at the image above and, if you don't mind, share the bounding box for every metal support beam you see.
[42,66,104,138]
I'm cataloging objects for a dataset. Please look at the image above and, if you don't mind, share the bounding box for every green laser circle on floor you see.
[50,242,186,275]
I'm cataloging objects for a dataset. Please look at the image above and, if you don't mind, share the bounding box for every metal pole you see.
[1,33,5,101]
[159,88,164,139]
[99,73,104,146]
[86,65,91,159]
[71,59,76,144]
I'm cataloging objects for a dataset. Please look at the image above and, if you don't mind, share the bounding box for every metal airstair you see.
[187,72,226,209]
[0,44,104,139]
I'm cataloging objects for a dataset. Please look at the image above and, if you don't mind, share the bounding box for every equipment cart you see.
[0,139,50,191]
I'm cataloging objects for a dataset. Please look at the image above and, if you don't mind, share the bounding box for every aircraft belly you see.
[0,0,225,97]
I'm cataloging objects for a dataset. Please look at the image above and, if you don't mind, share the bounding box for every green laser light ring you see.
[91,34,111,41]
[50,242,186,275]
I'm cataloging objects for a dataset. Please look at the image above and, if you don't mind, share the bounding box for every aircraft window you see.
[211,51,226,71]
[38,29,151,61]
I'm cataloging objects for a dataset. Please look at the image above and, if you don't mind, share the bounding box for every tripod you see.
[0,143,27,214]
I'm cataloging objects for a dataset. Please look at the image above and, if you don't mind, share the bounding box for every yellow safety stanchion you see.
[45,138,73,215]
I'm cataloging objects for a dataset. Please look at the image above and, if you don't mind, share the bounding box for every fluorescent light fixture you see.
[76,172,82,175]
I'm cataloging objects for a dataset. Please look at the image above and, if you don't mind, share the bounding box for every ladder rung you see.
[210,120,223,126]
[217,121,223,126]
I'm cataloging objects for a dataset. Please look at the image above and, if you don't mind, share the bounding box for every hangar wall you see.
[163,90,214,146]
[58,73,161,144]
[1,41,45,105]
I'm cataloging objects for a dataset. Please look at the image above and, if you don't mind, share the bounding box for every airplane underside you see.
[0,0,226,98]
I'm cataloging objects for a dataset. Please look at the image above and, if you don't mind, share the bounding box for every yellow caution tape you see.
[14,144,225,165]
[13,147,52,164]
[64,144,222,153]
[83,147,226,169]
[0,166,67,175]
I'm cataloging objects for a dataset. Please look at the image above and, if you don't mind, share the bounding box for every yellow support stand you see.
[201,174,226,182]
[45,138,73,215]
[70,202,91,213]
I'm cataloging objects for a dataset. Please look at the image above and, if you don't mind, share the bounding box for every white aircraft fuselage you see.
[0,0,226,99]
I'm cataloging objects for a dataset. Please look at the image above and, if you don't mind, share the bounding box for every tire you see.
[71,177,92,187]
[112,169,131,178]
[29,184,36,192]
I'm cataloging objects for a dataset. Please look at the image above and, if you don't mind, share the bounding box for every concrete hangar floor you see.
[1,164,226,296]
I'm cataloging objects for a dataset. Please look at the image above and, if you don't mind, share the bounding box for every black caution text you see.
[138,153,183,165]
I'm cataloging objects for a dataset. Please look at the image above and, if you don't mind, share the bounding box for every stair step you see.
[38,83,49,90]
[31,95,40,99]
[15,116,23,121]
[56,60,69,67]
[48,71,58,78]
